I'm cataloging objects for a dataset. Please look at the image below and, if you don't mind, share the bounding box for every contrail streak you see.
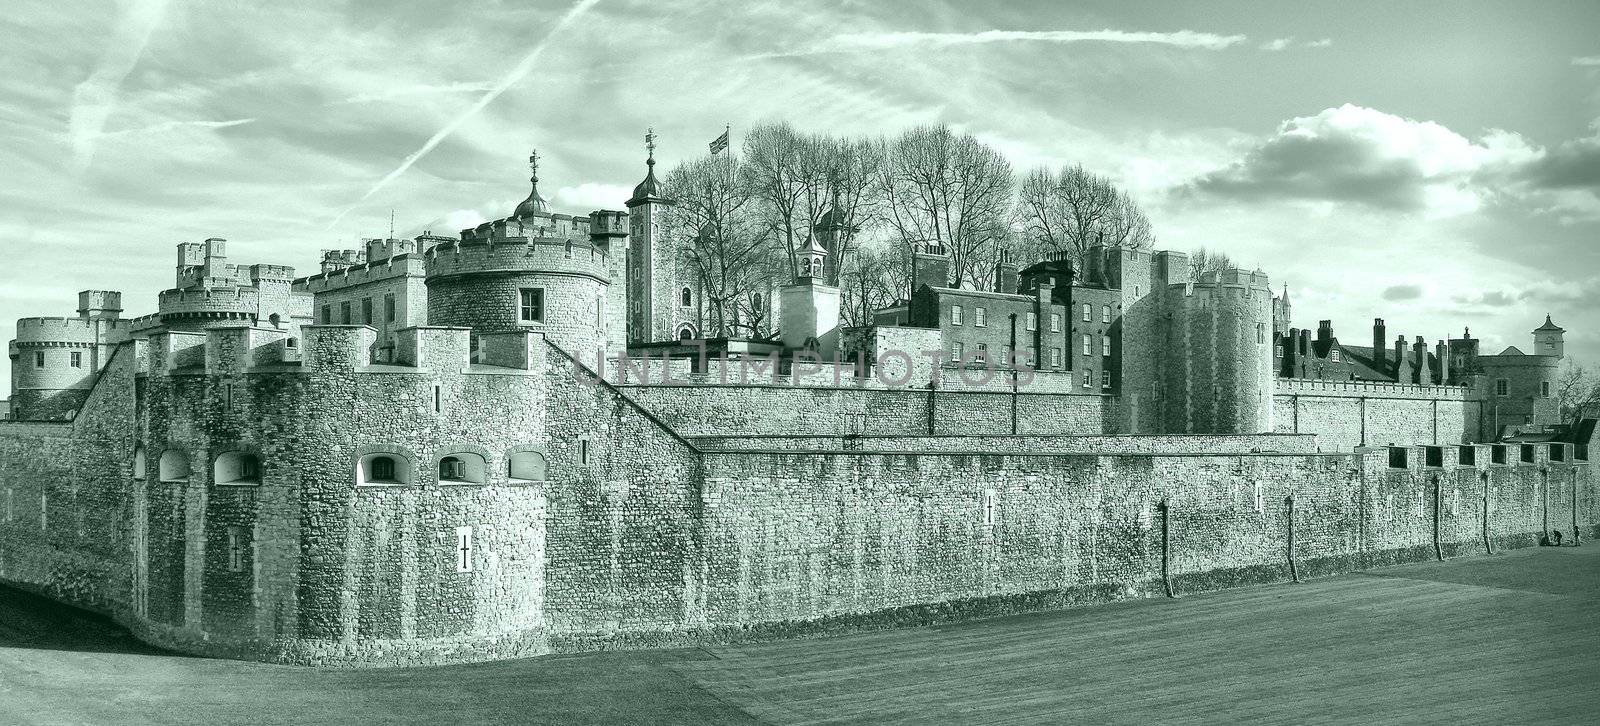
[330,0,603,229]
[69,0,171,172]
[99,118,256,136]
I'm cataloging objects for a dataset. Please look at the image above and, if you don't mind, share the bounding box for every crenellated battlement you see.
[13,316,132,344]
[426,236,610,282]
[293,254,425,293]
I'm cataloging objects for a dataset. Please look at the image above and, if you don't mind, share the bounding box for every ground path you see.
[3,547,1596,725]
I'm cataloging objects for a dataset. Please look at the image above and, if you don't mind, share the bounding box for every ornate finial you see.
[645,127,656,166]
[514,148,548,218]
[529,149,539,182]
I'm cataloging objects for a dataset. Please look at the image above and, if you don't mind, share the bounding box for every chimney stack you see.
[1373,318,1387,372]
[1317,320,1333,343]
[1393,335,1406,381]
[994,248,1021,294]
[1411,335,1427,384]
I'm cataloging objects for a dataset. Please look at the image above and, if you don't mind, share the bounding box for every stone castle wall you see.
[0,321,1593,667]
[1273,379,1479,451]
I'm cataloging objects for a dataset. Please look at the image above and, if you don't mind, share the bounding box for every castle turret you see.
[780,236,840,350]
[1533,315,1565,359]
[77,290,122,321]
[1160,267,1274,434]
[426,153,612,356]
[625,129,687,343]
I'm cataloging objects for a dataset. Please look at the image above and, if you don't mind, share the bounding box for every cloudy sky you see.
[3,0,1599,387]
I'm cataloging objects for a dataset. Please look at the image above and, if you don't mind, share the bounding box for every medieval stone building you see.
[1,143,1594,667]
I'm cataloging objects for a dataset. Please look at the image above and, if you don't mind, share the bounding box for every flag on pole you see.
[709,127,730,155]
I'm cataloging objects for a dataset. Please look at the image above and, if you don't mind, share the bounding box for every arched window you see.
[437,452,487,485]
[133,445,146,480]
[752,292,762,308]
[681,287,692,307]
[268,313,281,328]
[679,328,693,341]
[507,451,548,482]
[158,450,190,482]
[214,451,262,485]
[357,452,412,486]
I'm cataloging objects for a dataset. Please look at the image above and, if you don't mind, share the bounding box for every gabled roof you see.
[1499,345,1525,356]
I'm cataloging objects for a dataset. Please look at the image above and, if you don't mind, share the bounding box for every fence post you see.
[1482,472,1494,555]
[1433,475,1444,562]
[1160,498,1175,599]
[1287,492,1301,583]
[1574,468,1582,547]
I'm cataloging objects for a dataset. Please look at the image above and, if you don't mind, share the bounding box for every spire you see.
[1534,314,1565,333]
[514,149,548,218]
[629,128,667,206]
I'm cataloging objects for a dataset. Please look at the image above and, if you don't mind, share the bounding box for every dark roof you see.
[630,160,665,203]
[1534,314,1565,333]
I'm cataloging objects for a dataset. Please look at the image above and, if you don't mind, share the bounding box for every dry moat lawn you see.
[3,546,1598,725]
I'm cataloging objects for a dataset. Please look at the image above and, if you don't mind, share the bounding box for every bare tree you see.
[877,125,1013,291]
[1556,361,1600,425]
[743,123,824,279]
[1014,163,1153,268]
[816,135,885,286]
[662,153,778,337]
[837,240,903,327]
[1188,246,1236,279]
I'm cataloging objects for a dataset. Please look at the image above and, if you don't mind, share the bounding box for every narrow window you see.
[681,287,692,307]
[1026,311,1037,331]
[361,298,373,325]
[70,351,82,368]
[455,526,473,573]
[384,293,396,323]
[1050,347,1062,368]
[1102,305,1111,323]
[1450,488,1460,517]
[975,343,988,363]
[1082,335,1091,356]
[982,489,997,527]
[1050,313,1061,332]
[950,305,963,326]
[752,292,762,308]
[951,342,964,362]
[432,384,442,413]
[518,288,544,323]
[1385,494,1395,522]
[321,304,331,324]
[40,493,47,531]
[3,488,11,521]
[227,526,245,572]
[1495,379,1508,396]
[238,454,260,481]
[1256,322,1266,344]
[1540,381,1551,398]
[1081,303,1091,322]
[1102,336,1112,357]
[1253,482,1264,513]
[340,302,352,325]
[1082,370,1092,388]
[1101,370,1111,388]
[974,306,987,327]
[1000,345,1012,367]
[578,436,591,467]
[34,351,44,368]
[1134,285,1140,297]
[223,382,234,410]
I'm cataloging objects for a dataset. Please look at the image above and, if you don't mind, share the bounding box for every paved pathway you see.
[3,547,1597,725]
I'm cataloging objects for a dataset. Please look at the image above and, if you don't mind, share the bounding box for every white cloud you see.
[1306,38,1333,48]
[1261,37,1293,52]
[777,28,1249,57]
[98,118,255,137]
[339,82,499,105]
[441,208,488,231]
[1573,56,1600,67]
[554,183,630,211]
[1183,103,1541,217]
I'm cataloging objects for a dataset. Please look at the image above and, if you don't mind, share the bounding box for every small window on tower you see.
[70,352,82,368]
[1257,322,1266,344]
[681,287,692,307]
[361,298,373,325]
[321,304,331,324]
[1495,379,1509,397]
[340,302,351,325]
[1540,381,1551,398]
[1051,313,1062,333]
[34,351,44,368]
[518,288,545,323]
[384,293,396,323]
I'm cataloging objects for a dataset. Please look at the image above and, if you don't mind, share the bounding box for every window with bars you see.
[384,293,396,323]
[951,305,963,326]
[1026,312,1037,331]
[974,307,987,327]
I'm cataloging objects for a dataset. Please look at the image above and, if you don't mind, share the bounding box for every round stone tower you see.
[425,152,613,357]
[1162,268,1275,434]
[8,290,130,420]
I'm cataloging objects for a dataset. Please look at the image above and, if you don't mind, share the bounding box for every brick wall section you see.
[688,433,1320,454]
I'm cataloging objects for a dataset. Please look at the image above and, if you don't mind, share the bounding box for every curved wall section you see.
[425,238,611,355]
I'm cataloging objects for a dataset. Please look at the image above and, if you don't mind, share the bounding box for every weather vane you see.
[645,127,656,162]
[528,149,539,181]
